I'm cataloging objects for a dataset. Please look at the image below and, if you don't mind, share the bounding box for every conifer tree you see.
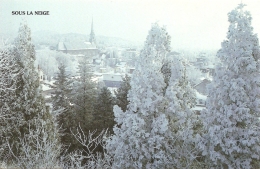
[107,23,174,169]
[71,56,97,130]
[199,4,260,168]
[0,22,56,159]
[115,74,131,112]
[51,64,72,154]
[93,87,115,133]
[0,46,22,159]
[164,56,200,168]
[68,56,97,153]
[52,64,72,113]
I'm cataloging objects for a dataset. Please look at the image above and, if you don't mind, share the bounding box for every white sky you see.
[1,0,260,50]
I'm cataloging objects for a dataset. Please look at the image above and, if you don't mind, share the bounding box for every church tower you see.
[89,17,96,45]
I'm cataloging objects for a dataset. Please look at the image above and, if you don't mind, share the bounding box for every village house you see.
[194,78,211,96]
[102,73,123,88]
[38,65,45,82]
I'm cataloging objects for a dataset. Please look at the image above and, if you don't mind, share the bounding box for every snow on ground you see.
[41,79,55,91]
[41,83,52,91]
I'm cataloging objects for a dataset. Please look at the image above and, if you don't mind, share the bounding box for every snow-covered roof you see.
[196,91,207,100]
[41,84,51,91]
[199,77,213,82]
[192,106,205,111]
[103,73,123,81]
[57,41,97,51]
[194,78,212,88]
[104,81,122,88]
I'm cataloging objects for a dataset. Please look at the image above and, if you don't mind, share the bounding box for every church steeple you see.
[89,17,96,45]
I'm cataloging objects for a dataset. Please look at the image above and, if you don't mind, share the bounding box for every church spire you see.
[89,17,96,45]
[91,17,94,33]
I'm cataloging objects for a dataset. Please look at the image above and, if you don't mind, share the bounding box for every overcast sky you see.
[1,0,260,50]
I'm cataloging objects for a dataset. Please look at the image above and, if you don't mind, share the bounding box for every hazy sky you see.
[1,0,260,50]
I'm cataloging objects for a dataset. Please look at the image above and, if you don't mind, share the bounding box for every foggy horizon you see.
[2,0,260,50]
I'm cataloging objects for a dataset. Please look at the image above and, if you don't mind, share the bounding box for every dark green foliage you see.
[51,64,73,154]
[115,74,131,112]
[52,64,72,112]
[93,87,115,133]
[67,56,97,154]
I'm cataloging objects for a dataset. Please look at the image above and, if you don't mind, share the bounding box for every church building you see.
[57,18,99,58]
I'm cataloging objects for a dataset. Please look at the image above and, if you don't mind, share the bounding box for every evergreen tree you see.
[199,4,260,168]
[0,46,22,159]
[52,64,72,113]
[115,74,131,112]
[0,22,55,160]
[69,56,97,153]
[93,87,115,133]
[51,64,72,154]
[107,23,174,168]
[164,56,200,168]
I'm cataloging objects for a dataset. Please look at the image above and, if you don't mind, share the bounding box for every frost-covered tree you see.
[8,121,61,169]
[0,46,22,160]
[199,4,260,168]
[115,74,131,112]
[106,23,174,169]
[164,56,201,168]
[0,22,55,160]
[35,49,58,79]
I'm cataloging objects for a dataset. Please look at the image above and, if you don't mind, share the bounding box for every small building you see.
[192,91,207,115]
[57,41,98,57]
[128,67,135,74]
[194,78,211,95]
[38,65,46,82]
[102,73,123,88]
[195,91,207,106]
[99,68,107,73]
[200,64,215,77]
[123,48,137,59]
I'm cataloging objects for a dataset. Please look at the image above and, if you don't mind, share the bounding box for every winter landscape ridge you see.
[1,2,260,169]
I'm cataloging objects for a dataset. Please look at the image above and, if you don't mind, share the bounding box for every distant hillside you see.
[31,31,141,49]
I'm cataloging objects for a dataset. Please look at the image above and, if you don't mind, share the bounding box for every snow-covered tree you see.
[164,56,201,168]
[106,23,174,169]
[0,46,22,161]
[115,74,131,112]
[0,21,55,160]
[199,4,260,168]
[35,49,58,79]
